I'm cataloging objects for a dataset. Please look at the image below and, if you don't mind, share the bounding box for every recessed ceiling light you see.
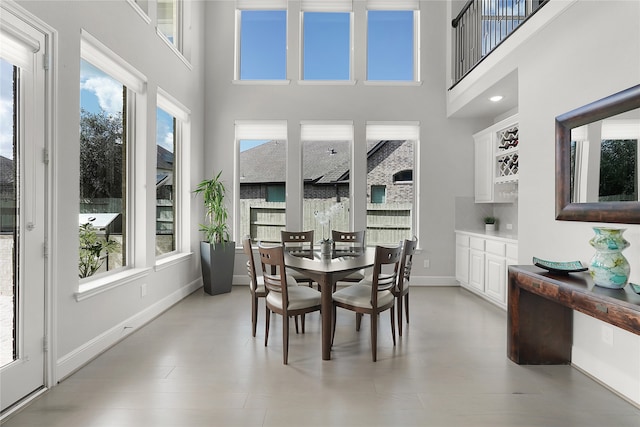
[489,95,503,102]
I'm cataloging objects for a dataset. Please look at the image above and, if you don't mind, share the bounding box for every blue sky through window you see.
[0,58,14,159]
[240,10,287,80]
[367,11,414,81]
[239,10,415,82]
[303,12,350,80]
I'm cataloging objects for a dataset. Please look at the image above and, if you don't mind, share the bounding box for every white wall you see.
[450,0,640,404]
[16,0,206,382]
[204,0,485,285]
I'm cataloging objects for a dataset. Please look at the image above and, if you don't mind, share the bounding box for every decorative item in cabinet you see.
[496,124,519,183]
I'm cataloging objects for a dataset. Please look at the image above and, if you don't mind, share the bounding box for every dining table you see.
[284,246,376,360]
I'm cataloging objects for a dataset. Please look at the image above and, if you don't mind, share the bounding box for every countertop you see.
[455,229,518,243]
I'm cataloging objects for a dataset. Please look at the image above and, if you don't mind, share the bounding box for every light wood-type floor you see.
[3,286,640,426]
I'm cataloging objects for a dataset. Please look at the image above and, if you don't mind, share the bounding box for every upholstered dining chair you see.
[331,230,366,288]
[258,243,322,364]
[242,236,299,338]
[331,244,402,362]
[394,237,418,337]
[281,230,315,288]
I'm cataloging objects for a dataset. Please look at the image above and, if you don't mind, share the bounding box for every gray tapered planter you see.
[200,241,235,295]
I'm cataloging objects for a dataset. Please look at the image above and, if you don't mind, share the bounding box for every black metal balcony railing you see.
[451,0,549,87]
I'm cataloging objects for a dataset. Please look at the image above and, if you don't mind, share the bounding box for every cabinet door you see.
[455,245,470,285]
[474,131,494,203]
[485,253,506,306]
[469,249,485,292]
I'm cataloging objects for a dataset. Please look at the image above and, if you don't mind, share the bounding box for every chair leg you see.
[252,296,259,337]
[331,305,337,346]
[405,293,410,324]
[396,295,403,337]
[283,314,289,365]
[371,312,377,362]
[390,307,396,346]
[265,307,271,347]
[301,314,306,333]
[356,313,363,331]
[294,315,299,334]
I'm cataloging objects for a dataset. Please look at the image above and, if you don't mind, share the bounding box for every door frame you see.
[0,1,55,418]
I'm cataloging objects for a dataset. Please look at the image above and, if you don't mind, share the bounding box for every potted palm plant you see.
[194,171,235,295]
[484,216,497,232]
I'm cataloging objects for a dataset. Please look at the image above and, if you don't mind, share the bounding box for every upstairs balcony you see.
[451,0,549,87]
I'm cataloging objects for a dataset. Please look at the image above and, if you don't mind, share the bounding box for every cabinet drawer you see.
[456,234,470,247]
[506,244,518,260]
[485,240,505,256]
[470,237,485,251]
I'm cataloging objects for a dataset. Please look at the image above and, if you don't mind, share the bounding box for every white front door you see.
[0,6,48,414]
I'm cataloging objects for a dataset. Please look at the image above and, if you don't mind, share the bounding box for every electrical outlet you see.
[601,324,613,346]
[140,283,147,298]
[506,223,513,230]
[424,259,430,269]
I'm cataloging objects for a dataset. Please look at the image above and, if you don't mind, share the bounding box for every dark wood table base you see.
[508,265,640,365]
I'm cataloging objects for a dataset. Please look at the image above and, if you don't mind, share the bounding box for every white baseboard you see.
[56,279,201,382]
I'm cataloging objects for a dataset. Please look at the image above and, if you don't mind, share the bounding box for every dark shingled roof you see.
[0,155,15,187]
[239,140,391,185]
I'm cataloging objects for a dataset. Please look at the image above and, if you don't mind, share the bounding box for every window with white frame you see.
[365,122,418,245]
[366,0,420,82]
[79,31,146,280]
[156,89,189,257]
[158,0,182,51]
[300,122,352,240]
[236,121,288,243]
[301,0,352,81]
[236,0,287,80]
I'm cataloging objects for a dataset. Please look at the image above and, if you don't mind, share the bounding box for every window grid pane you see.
[239,139,287,243]
[367,10,414,81]
[240,10,287,80]
[303,12,351,80]
[302,140,350,241]
[156,108,176,256]
[79,59,127,278]
[366,139,414,245]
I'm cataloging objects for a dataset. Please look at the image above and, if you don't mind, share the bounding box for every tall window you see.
[80,32,146,280]
[366,2,419,82]
[237,9,287,80]
[236,121,287,243]
[158,0,182,50]
[365,122,418,245]
[301,1,353,81]
[301,122,352,240]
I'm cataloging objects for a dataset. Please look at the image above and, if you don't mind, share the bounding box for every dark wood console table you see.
[508,265,640,365]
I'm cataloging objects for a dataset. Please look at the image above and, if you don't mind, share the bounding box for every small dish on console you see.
[533,257,588,275]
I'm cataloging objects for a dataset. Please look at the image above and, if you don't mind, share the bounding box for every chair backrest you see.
[370,244,403,305]
[398,237,418,293]
[242,235,258,293]
[258,243,290,302]
[281,230,314,255]
[332,230,365,251]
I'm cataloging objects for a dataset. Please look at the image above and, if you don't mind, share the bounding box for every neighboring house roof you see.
[156,145,173,187]
[239,140,401,185]
[0,155,15,190]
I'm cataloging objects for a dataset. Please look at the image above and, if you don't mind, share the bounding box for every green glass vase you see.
[589,227,630,289]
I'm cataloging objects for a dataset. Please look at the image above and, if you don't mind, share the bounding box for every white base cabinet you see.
[455,231,518,310]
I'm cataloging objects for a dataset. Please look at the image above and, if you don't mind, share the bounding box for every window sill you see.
[233,79,291,85]
[75,268,151,302]
[297,80,357,86]
[155,28,192,71]
[154,251,193,271]
[363,80,422,86]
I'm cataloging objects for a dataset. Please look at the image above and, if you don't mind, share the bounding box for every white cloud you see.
[81,76,122,114]
[0,97,14,159]
[160,132,174,152]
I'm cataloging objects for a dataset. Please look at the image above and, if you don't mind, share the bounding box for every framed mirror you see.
[556,84,640,223]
